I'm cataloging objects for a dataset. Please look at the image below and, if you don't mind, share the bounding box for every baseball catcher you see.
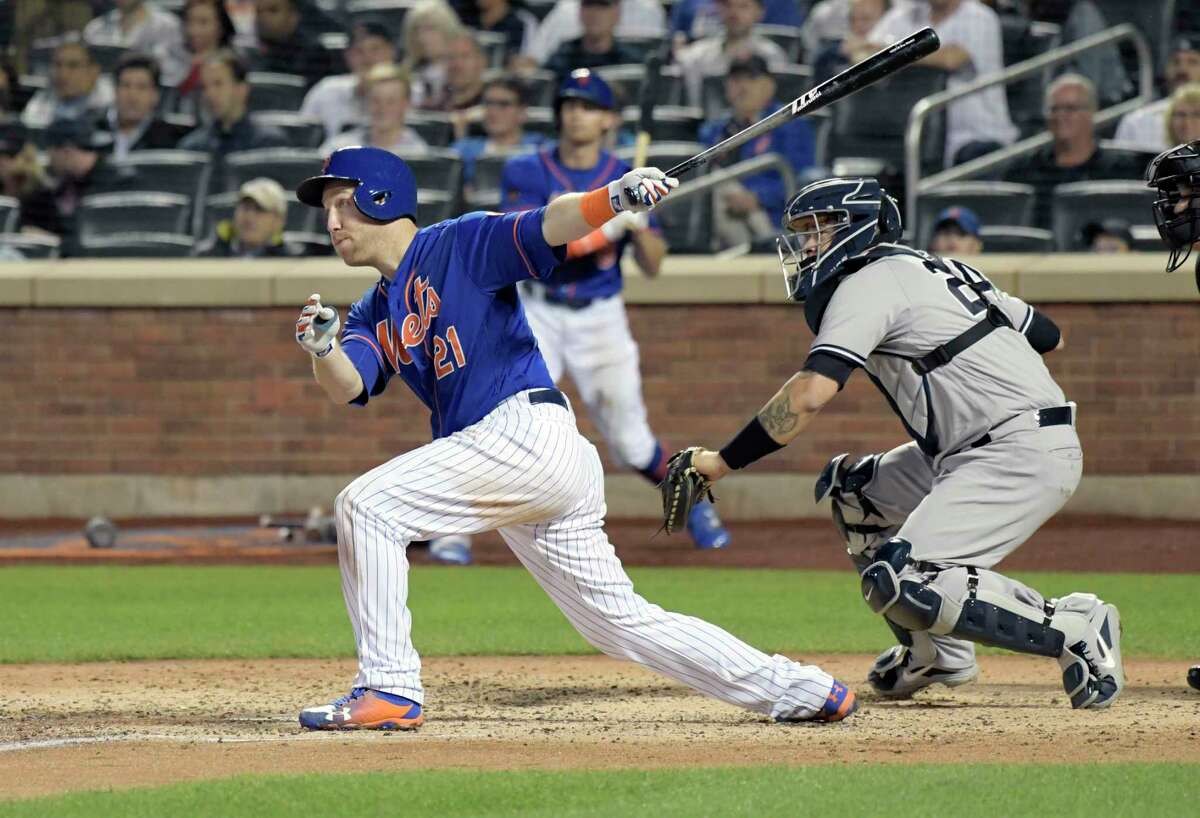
[670,176,1124,709]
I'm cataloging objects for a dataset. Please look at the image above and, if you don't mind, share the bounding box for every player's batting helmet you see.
[777,177,902,304]
[555,68,615,114]
[297,145,418,222]
[1146,139,1200,280]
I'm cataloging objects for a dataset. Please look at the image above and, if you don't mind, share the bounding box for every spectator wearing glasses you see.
[1114,36,1200,154]
[176,0,239,119]
[451,74,542,188]
[22,40,115,129]
[83,0,189,86]
[301,22,398,142]
[197,177,307,258]
[178,50,288,156]
[0,122,62,236]
[927,206,983,255]
[320,65,427,155]
[95,54,187,159]
[544,0,641,81]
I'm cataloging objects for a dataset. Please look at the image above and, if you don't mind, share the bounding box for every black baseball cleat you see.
[1188,665,1200,692]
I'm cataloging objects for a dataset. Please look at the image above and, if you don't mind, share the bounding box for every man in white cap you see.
[197,177,306,258]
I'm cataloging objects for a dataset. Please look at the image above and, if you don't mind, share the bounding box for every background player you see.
[1144,139,1200,692]
[290,146,857,729]
[676,176,1125,709]
[495,68,731,553]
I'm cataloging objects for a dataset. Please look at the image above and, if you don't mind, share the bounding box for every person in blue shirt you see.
[502,69,733,550]
[289,145,857,730]
[671,0,804,43]
[698,54,817,249]
[450,74,543,193]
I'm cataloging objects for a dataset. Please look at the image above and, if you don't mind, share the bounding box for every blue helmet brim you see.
[296,173,359,208]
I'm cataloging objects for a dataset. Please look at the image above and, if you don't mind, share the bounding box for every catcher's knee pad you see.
[860,539,948,633]
[815,453,891,555]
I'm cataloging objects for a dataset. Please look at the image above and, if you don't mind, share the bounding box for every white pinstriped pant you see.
[334,390,835,720]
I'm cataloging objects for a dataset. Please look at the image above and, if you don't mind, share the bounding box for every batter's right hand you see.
[610,167,679,213]
[296,293,340,358]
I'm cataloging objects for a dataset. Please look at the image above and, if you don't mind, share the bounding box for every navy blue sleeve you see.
[803,350,856,390]
[1025,308,1062,354]
[456,209,566,293]
[340,294,392,405]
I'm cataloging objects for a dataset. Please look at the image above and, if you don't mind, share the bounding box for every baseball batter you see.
[290,146,857,729]
[681,177,1124,709]
[1145,139,1200,693]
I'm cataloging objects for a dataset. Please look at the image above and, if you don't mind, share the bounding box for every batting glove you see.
[296,293,340,358]
[609,167,679,213]
[600,210,650,242]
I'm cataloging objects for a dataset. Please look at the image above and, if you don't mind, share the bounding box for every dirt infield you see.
[2,516,1198,572]
[2,655,1198,801]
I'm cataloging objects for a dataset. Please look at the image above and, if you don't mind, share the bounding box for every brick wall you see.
[3,303,1197,477]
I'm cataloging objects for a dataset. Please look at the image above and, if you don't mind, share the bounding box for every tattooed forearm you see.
[757,372,817,442]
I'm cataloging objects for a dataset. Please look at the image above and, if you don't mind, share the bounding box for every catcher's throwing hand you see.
[661,448,730,534]
[296,293,341,357]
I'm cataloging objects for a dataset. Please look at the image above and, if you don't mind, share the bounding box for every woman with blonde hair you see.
[400,0,465,110]
[1166,82,1200,147]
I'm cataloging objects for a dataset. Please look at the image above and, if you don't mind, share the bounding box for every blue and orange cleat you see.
[299,688,424,731]
[687,499,731,549]
[815,679,858,722]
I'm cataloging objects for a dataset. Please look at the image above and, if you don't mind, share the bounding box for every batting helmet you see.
[777,177,902,304]
[555,68,615,113]
[1146,139,1200,277]
[297,145,418,222]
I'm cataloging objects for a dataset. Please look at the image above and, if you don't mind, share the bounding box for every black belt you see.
[543,291,596,310]
[528,388,567,409]
[967,405,1074,449]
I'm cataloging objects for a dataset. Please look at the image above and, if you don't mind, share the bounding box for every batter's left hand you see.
[611,167,679,213]
[690,449,731,483]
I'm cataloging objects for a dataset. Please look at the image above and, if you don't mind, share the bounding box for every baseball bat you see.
[665,27,940,178]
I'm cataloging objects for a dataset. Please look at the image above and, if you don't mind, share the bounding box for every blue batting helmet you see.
[776,177,902,304]
[556,68,615,112]
[297,145,418,222]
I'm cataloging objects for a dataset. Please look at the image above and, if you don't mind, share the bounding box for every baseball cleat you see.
[429,534,473,565]
[775,679,858,724]
[1187,665,1200,692]
[299,688,424,730]
[1055,597,1123,709]
[867,645,980,699]
[687,499,730,549]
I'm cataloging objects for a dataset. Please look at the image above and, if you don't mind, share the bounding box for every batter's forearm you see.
[311,343,366,404]
[542,192,599,247]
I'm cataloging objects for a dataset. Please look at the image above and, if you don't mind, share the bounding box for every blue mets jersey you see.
[501,145,649,302]
[339,208,562,439]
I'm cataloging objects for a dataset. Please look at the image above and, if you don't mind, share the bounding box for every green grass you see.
[2,566,1196,663]
[1,764,1195,818]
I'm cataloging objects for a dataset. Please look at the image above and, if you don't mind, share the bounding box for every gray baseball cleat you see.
[1053,593,1124,709]
[867,645,980,699]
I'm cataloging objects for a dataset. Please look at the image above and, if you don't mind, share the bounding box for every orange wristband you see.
[580,185,617,229]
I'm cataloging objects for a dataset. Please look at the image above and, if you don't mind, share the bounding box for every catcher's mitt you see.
[660,447,715,534]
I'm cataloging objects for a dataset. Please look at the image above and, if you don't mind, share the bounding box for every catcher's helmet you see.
[1145,139,1200,275]
[297,145,418,222]
[556,68,615,113]
[776,177,902,303]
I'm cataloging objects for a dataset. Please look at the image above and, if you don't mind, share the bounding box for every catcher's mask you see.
[777,177,901,302]
[1146,140,1200,277]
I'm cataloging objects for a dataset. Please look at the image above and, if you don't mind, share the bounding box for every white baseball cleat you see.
[1053,594,1123,709]
[867,645,980,699]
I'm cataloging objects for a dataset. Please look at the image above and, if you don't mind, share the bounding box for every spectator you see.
[0,122,62,235]
[301,22,397,141]
[321,65,427,155]
[698,54,816,248]
[176,0,238,119]
[444,32,489,111]
[1114,37,1200,154]
[83,0,189,86]
[22,40,115,128]
[178,50,288,156]
[865,0,1017,165]
[676,0,790,108]
[45,118,135,252]
[928,206,983,255]
[1080,218,1132,253]
[451,74,542,187]
[521,0,666,67]
[95,54,187,159]
[458,0,536,65]
[671,0,803,43]
[196,177,306,257]
[402,0,465,110]
[1168,83,1200,147]
[1027,0,1131,108]
[251,0,342,88]
[544,0,641,80]
[802,0,908,62]
[812,0,888,83]
[0,59,17,118]
[1003,74,1140,225]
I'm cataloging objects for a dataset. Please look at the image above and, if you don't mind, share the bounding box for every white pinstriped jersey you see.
[809,246,1066,458]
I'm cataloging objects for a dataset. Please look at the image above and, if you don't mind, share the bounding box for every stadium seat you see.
[473,147,540,192]
[13,75,46,114]
[754,24,804,62]
[418,189,457,224]
[222,148,326,193]
[594,64,645,108]
[0,196,19,233]
[76,192,192,241]
[1002,19,1062,138]
[616,142,712,252]
[463,188,502,212]
[201,190,317,237]
[1130,224,1166,252]
[621,106,702,142]
[1050,180,1157,251]
[654,66,687,107]
[283,231,334,256]
[523,108,556,140]
[246,73,309,113]
[828,65,946,173]
[915,182,1037,249]
[0,233,61,259]
[514,70,558,108]
[406,111,454,148]
[108,150,210,199]
[978,226,1055,253]
[250,112,325,148]
[346,0,416,33]
[476,30,508,69]
[78,232,195,258]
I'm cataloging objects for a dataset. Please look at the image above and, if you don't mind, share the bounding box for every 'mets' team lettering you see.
[372,277,467,379]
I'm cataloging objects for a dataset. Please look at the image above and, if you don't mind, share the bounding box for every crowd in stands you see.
[0,0,1191,258]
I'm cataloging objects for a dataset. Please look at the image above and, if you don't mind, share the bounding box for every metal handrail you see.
[904,23,1155,231]
[659,152,796,210]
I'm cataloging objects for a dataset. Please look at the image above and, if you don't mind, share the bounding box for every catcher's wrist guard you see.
[719,416,783,470]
